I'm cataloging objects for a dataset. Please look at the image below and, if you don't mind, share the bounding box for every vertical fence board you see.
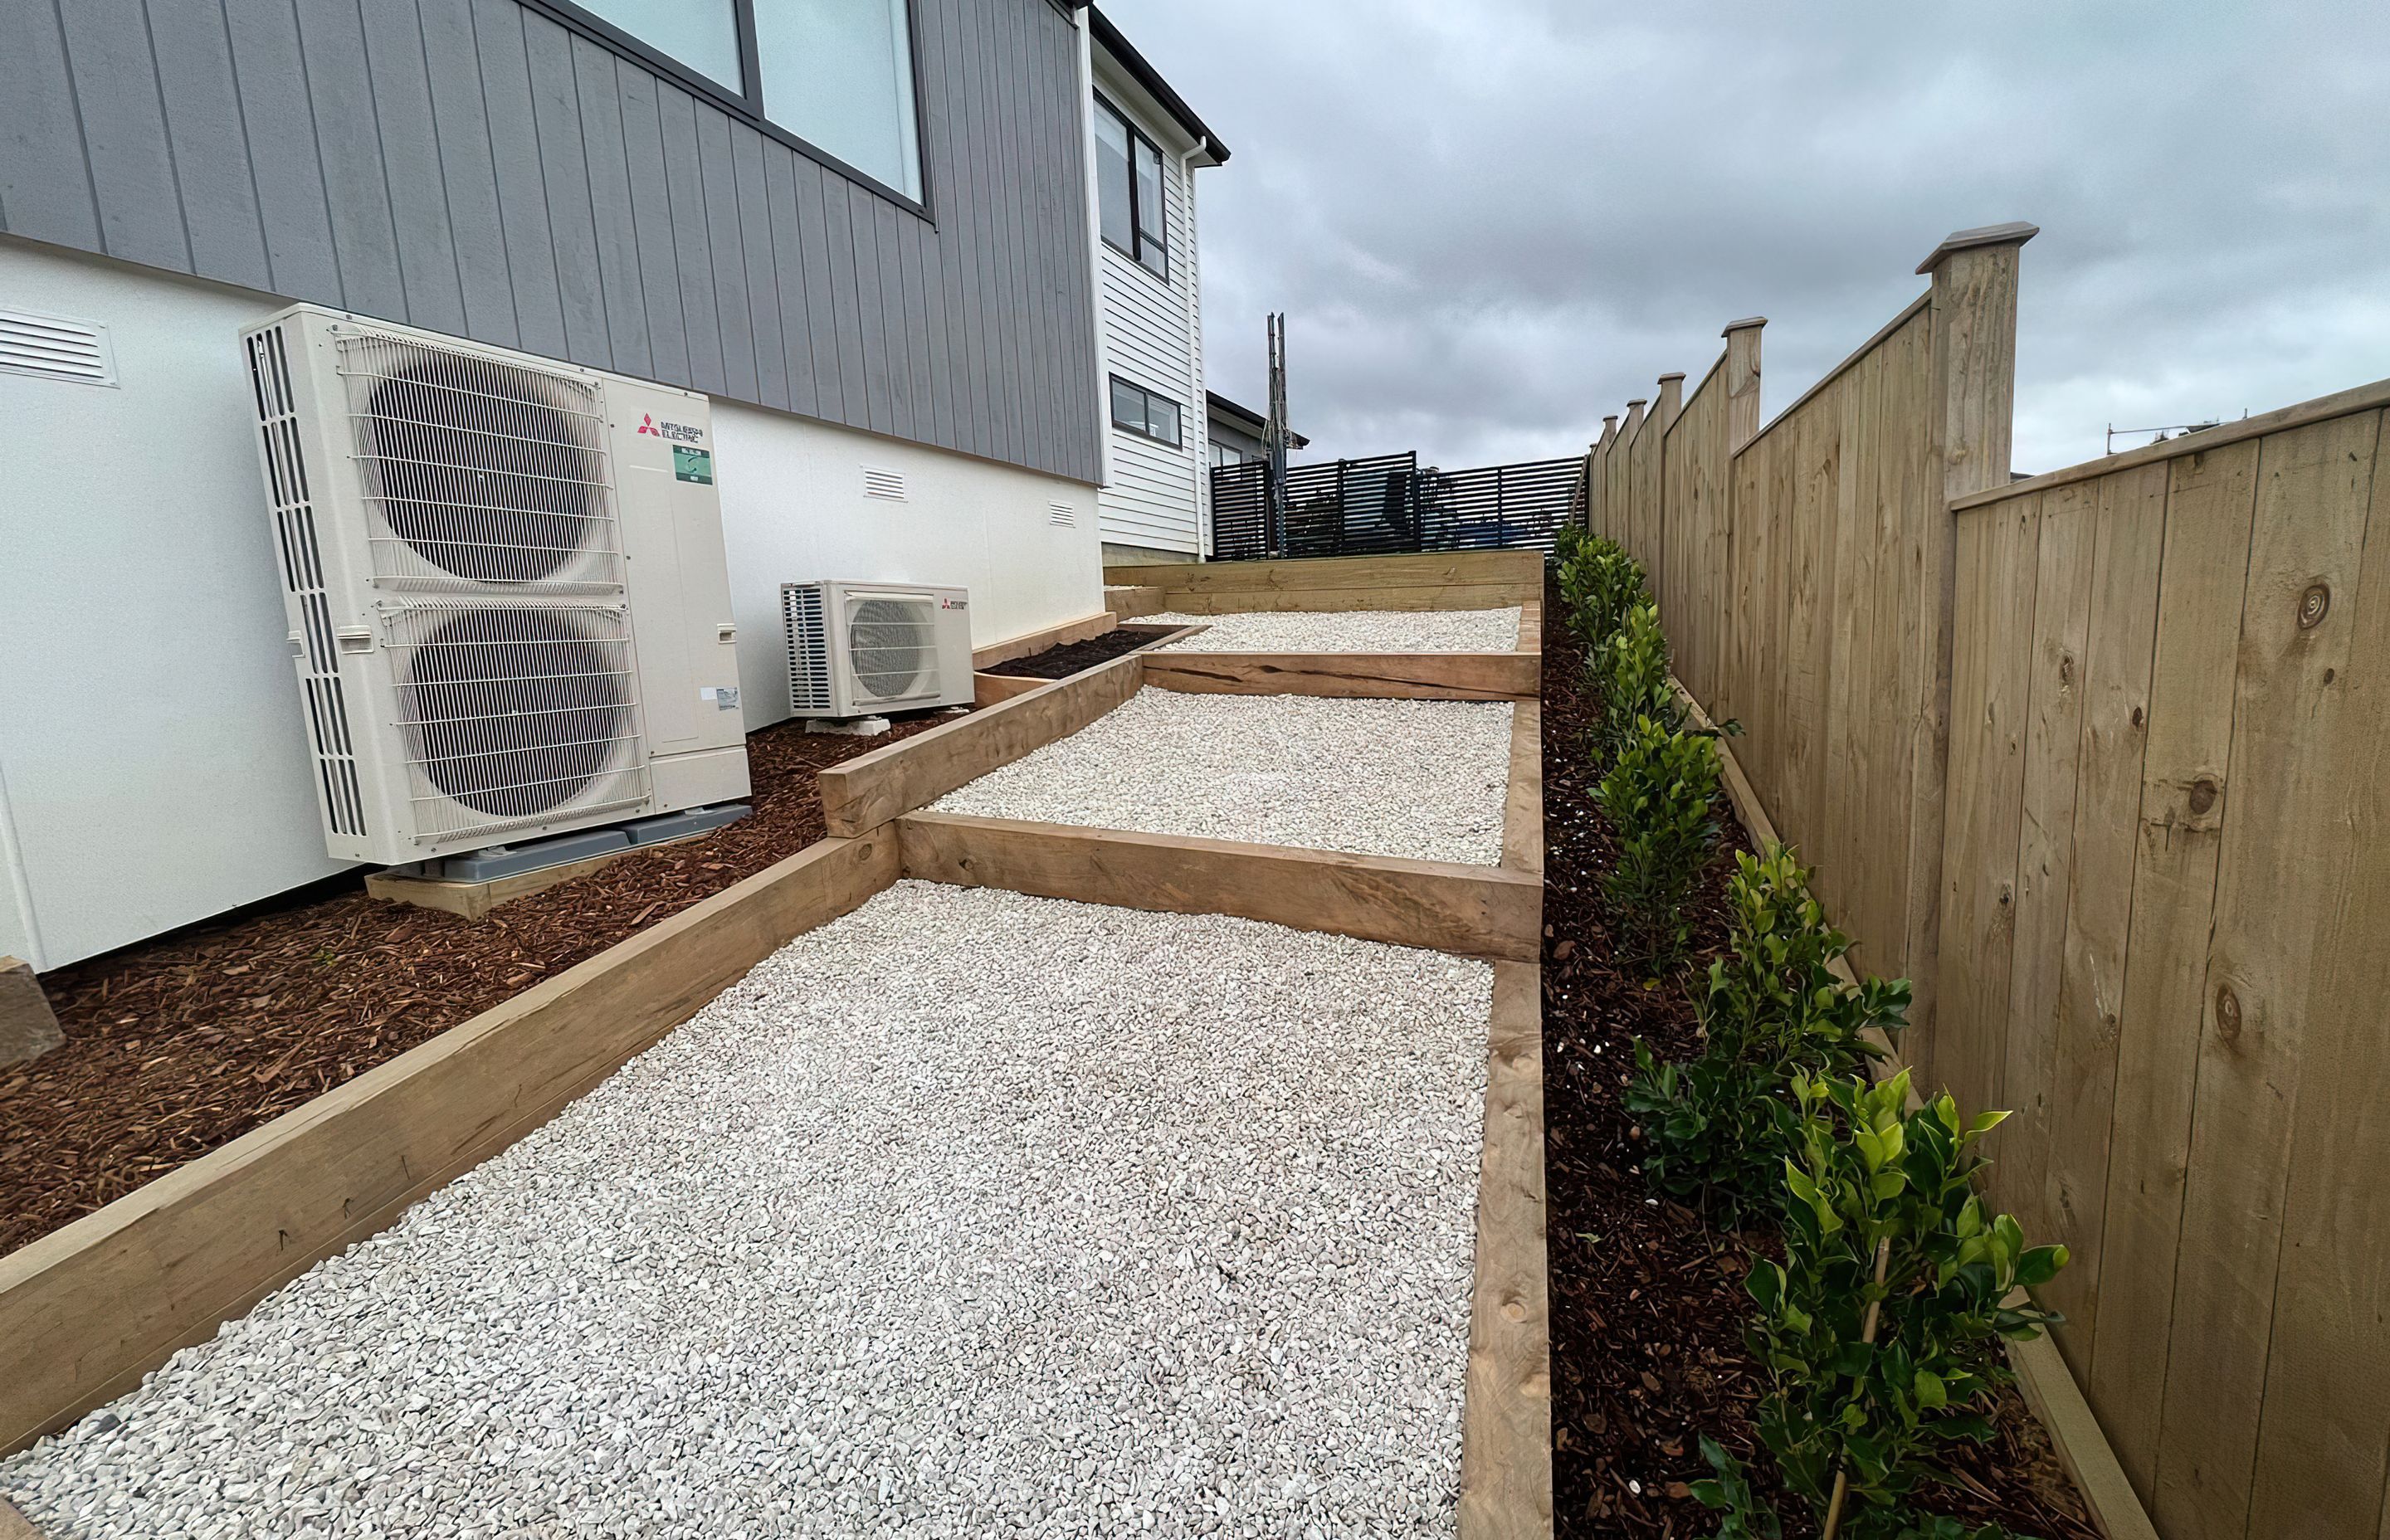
[1937,495,2041,1118]
[2241,415,2390,1540]
[1825,366,1880,963]
[2085,440,2259,1498]
[1994,479,2097,1235]
[2154,409,2383,1540]
[2038,461,2167,1379]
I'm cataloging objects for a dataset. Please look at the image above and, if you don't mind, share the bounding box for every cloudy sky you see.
[1102,0,2390,477]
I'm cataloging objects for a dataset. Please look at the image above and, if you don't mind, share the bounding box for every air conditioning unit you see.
[239,303,749,865]
[782,581,974,719]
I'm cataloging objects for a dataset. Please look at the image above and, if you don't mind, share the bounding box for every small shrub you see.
[1593,600,1686,762]
[1745,1070,2068,1538]
[1593,714,1722,967]
[1690,1436,1783,1538]
[1627,846,1910,1214]
[1558,534,1647,652]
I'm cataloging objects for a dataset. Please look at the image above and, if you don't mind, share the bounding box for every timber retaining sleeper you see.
[2,883,1492,1539]
[930,690,1514,865]
[1148,608,1521,654]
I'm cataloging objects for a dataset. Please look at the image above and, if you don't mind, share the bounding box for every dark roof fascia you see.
[1086,6,1231,165]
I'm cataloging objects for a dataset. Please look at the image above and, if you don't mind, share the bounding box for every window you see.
[574,1,743,90]
[755,0,921,200]
[546,0,924,204]
[1110,377,1183,447]
[1094,95,1168,279]
[1211,442,1249,467]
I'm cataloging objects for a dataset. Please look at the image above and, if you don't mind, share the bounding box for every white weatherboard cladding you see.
[1096,108,1207,556]
[0,240,1104,968]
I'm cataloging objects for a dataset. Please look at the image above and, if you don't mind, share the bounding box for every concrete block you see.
[1,956,62,1068]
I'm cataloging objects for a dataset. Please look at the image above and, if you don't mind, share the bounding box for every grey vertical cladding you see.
[0,0,1100,485]
[146,0,271,290]
[221,0,342,303]
[419,0,523,345]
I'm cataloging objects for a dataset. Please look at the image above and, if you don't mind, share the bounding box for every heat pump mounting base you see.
[803,716,893,737]
[364,807,750,922]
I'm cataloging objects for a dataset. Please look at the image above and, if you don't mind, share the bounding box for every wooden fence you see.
[1583,220,2390,1540]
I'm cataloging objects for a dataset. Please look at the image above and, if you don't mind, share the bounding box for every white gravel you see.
[931,689,1512,865]
[2,884,1491,1540]
[1149,608,1520,654]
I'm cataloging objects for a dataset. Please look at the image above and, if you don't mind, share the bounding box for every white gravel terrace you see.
[1149,607,1520,654]
[1,885,1491,1540]
[930,689,1513,865]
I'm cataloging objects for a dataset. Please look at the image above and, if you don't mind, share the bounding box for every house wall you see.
[0,236,1102,972]
[1092,86,1209,557]
[711,401,1103,725]
[0,0,1100,485]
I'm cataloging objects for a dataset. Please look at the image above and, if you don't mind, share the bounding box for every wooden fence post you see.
[1713,318,1765,729]
[1911,221,2036,1078]
[1651,373,1685,598]
[1722,317,1765,451]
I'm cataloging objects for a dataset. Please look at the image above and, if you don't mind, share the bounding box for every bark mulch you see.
[981,623,1178,679]
[1540,574,2096,1539]
[0,711,953,1259]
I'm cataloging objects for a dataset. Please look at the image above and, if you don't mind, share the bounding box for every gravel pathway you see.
[931,690,1513,865]
[1149,608,1519,654]
[2,885,1490,1540]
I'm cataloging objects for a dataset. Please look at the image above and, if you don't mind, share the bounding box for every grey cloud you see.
[1105,0,2390,474]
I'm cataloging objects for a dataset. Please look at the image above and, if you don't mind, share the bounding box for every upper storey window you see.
[563,0,924,204]
[1094,95,1168,280]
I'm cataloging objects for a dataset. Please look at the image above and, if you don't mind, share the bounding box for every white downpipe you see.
[1178,144,1211,558]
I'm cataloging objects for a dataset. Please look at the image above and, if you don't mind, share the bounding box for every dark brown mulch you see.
[982,623,1178,678]
[1540,573,2095,1539]
[0,711,953,1258]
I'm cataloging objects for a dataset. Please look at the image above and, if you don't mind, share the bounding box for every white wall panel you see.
[0,238,1103,967]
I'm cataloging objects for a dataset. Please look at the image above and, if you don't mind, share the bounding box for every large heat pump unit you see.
[240,303,749,865]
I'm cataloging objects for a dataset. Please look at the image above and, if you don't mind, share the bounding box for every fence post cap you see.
[1915,221,2039,275]
[1602,414,1618,427]
[1656,372,1686,383]
[1625,397,1648,408]
[1721,315,1768,335]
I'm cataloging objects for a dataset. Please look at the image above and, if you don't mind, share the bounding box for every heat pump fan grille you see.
[846,597,938,702]
[338,334,622,592]
[386,604,650,839]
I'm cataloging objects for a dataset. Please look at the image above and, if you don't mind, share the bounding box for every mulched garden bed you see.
[1539,573,2095,1539]
[0,711,953,1259]
[981,622,1178,678]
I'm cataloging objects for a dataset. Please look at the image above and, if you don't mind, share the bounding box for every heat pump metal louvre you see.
[336,333,622,592]
[246,324,368,838]
[383,602,650,841]
[783,584,832,714]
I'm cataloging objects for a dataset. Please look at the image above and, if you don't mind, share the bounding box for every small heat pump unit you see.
[782,581,975,719]
[240,303,750,865]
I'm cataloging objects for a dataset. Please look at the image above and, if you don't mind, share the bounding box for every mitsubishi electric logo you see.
[635,412,705,444]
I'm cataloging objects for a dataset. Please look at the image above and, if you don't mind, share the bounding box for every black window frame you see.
[1094,92,1169,281]
[523,0,933,218]
[1110,376,1184,447]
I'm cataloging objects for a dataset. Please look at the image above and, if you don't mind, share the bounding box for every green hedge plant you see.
[1593,714,1721,968]
[1627,846,1910,1215]
[1556,530,1647,654]
[1594,600,1683,762]
[1745,1069,2067,1538]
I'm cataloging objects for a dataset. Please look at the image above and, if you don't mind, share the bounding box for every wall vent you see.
[1048,503,1078,527]
[0,309,116,387]
[862,466,907,501]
